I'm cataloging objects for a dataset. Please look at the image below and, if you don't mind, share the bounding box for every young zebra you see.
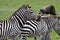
[0,5,39,40]
[39,5,60,40]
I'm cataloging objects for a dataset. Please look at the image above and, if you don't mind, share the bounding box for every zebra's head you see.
[51,17,60,36]
[20,5,39,20]
[40,5,56,15]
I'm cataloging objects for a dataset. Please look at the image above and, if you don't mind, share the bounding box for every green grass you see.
[0,0,60,40]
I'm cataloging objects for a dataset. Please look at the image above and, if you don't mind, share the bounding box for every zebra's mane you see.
[9,5,31,20]
[9,6,23,19]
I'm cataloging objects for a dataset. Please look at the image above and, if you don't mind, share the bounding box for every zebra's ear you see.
[27,5,31,8]
[26,5,31,9]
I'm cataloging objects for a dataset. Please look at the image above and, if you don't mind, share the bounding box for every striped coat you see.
[0,5,38,40]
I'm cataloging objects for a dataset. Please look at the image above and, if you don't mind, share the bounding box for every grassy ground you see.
[0,0,60,40]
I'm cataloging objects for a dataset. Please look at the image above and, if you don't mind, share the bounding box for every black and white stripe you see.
[0,5,38,40]
[21,20,39,40]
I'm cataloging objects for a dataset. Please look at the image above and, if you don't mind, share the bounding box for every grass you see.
[0,0,60,40]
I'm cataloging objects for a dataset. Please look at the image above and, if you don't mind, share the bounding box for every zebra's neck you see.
[9,8,27,27]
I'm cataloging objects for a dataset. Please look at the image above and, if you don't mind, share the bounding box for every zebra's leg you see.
[22,36,27,40]
[21,35,27,40]
[34,36,37,40]
[9,34,21,40]
[4,38,7,40]
[14,36,20,40]
[2,36,7,40]
[44,34,51,40]
[3,38,7,40]
[0,37,8,40]
[40,33,51,40]
[10,36,20,40]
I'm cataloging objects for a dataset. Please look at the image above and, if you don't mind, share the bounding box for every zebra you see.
[0,5,39,40]
[39,5,60,40]
[21,18,48,40]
